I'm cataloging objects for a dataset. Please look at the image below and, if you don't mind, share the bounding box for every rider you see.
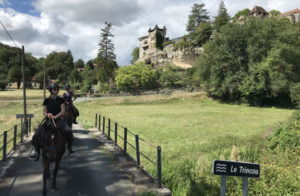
[31,83,75,160]
[62,84,79,124]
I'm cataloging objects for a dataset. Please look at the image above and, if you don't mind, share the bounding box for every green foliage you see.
[45,50,74,84]
[173,36,192,51]
[213,0,230,31]
[186,3,209,32]
[197,17,300,105]
[233,8,250,21]
[159,65,185,87]
[155,32,164,50]
[162,40,175,48]
[139,190,157,196]
[268,110,300,151]
[74,59,85,68]
[96,22,118,83]
[290,83,300,104]
[98,22,116,61]
[115,62,157,91]
[269,9,281,17]
[188,22,212,46]
[80,66,97,93]
[131,47,139,64]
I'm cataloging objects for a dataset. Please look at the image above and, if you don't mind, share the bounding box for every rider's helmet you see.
[48,83,59,92]
[65,84,71,90]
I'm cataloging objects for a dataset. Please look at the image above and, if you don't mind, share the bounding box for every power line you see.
[0,19,19,48]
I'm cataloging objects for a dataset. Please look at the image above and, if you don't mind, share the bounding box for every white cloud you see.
[0,0,299,65]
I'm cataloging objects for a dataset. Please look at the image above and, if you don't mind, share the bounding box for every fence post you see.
[115,122,117,146]
[3,131,7,161]
[95,113,97,128]
[157,146,162,188]
[124,128,127,154]
[21,120,24,143]
[108,119,111,140]
[103,117,105,133]
[98,115,101,131]
[13,125,17,150]
[135,135,140,167]
[29,117,31,134]
[25,118,28,137]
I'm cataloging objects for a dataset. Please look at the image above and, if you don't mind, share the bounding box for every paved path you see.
[0,124,136,196]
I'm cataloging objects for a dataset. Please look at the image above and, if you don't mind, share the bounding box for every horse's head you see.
[42,118,64,162]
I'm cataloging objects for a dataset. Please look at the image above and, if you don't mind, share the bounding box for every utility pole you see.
[43,63,46,99]
[22,45,26,116]
[22,45,28,136]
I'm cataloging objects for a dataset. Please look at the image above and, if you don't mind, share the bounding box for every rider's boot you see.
[73,116,78,124]
[29,147,40,161]
[68,143,75,154]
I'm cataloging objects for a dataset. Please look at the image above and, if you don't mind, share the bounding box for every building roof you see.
[279,8,300,17]
[148,24,166,33]
[250,6,268,15]
[138,35,149,41]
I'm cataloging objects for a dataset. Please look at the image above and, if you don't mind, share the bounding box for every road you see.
[0,124,136,196]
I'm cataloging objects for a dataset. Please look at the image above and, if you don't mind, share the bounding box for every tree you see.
[196,17,300,105]
[74,59,85,68]
[233,8,250,21]
[45,50,74,84]
[85,59,95,69]
[213,0,230,31]
[189,22,212,46]
[186,3,209,32]
[95,22,118,83]
[131,47,139,64]
[269,9,281,17]
[115,62,157,91]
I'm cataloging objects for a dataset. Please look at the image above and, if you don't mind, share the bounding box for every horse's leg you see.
[51,155,62,189]
[43,158,49,196]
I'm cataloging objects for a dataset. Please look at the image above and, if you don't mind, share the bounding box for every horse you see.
[63,103,74,129]
[41,118,66,196]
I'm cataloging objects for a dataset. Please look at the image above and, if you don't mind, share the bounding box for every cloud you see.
[34,0,141,26]
[0,0,298,66]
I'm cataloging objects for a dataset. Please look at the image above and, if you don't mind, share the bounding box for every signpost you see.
[213,160,260,196]
[16,114,34,137]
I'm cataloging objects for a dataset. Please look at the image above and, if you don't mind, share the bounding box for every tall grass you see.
[75,92,296,195]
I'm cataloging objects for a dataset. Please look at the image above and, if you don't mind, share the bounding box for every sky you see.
[0,0,298,65]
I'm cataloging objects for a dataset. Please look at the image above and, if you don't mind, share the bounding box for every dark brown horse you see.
[41,118,66,196]
[63,103,73,129]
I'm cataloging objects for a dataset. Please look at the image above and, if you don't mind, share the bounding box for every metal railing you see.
[0,117,32,161]
[95,113,162,188]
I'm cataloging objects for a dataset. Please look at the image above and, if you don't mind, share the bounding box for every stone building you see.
[249,6,269,19]
[138,25,168,59]
[279,9,300,24]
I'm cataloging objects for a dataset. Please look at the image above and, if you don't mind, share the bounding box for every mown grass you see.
[0,89,45,159]
[0,89,49,100]
[75,92,297,196]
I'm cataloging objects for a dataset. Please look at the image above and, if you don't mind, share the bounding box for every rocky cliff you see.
[137,44,203,68]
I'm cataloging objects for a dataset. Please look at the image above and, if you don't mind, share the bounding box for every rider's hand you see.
[47,113,53,118]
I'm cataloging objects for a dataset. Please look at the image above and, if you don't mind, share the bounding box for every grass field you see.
[0,90,298,195]
[74,92,298,196]
[0,89,50,100]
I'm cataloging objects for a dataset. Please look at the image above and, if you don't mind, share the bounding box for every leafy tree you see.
[74,59,85,68]
[115,62,157,91]
[131,47,139,64]
[45,50,74,85]
[233,8,250,21]
[189,22,212,46]
[80,66,97,93]
[269,9,281,17]
[85,59,95,69]
[95,22,118,83]
[186,3,209,32]
[213,0,230,31]
[196,17,300,105]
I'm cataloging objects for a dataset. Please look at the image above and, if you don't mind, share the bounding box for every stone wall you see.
[137,44,203,68]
